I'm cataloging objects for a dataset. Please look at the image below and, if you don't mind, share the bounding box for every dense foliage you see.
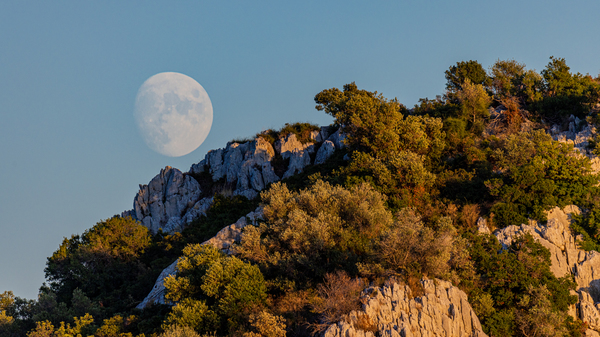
[3,56,600,337]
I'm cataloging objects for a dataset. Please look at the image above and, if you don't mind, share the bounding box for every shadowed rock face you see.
[132,166,204,233]
[323,279,487,337]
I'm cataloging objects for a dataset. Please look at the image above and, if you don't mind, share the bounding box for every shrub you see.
[378,209,457,278]
[242,311,286,337]
[160,325,201,337]
[311,271,365,330]
[235,180,392,283]
[164,244,267,334]
[162,299,218,334]
[486,130,598,227]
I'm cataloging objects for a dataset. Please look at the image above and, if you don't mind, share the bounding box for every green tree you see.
[445,60,491,101]
[467,233,578,336]
[485,130,598,227]
[490,59,526,98]
[45,216,152,313]
[457,79,492,129]
[536,56,600,119]
[163,244,267,334]
[378,209,459,278]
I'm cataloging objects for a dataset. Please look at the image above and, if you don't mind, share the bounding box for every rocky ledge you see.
[323,279,487,337]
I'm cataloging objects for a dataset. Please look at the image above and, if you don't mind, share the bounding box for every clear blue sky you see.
[2,1,600,299]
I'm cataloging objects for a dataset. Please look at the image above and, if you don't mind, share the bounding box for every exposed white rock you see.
[323,278,487,337]
[476,217,490,235]
[275,133,314,159]
[136,208,263,309]
[316,126,331,143]
[206,148,225,180]
[133,166,202,233]
[224,142,245,183]
[549,118,600,173]
[492,205,600,334]
[189,159,206,175]
[328,127,346,149]
[133,127,344,235]
[182,197,213,224]
[283,149,311,179]
[315,140,336,165]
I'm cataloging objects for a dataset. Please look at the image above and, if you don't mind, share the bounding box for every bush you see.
[242,311,287,337]
[378,209,458,278]
[235,180,392,283]
[311,271,365,331]
[160,325,201,337]
[163,244,267,335]
[466,232,578,336]
[486,130,598,227]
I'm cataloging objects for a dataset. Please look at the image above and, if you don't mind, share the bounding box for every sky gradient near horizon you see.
[2,1,600,299]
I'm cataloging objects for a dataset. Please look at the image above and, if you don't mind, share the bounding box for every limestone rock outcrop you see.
[315,140,336,165]
[549,117,600,173]
[127,126,344,235]
[190,129,342,201]
[132,166,204,233]
[323,279,487,337]
[492,205,600,333]
[136,207,263,309]
[132,126,347,308]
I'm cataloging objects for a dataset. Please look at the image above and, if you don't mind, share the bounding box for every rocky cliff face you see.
[124,126,345,234]
[323,279,487,337]
[485,206,600,335]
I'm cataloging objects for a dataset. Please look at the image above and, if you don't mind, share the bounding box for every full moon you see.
[134,72,213,157]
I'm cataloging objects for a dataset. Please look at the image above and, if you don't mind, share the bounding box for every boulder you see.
[283,149,311,179]
[328,128,346,149]
[323,278,487,337]
[476,217,490,235]
[315,140,336,165]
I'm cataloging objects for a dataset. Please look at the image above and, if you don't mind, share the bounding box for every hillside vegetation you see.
[2,57,600,337]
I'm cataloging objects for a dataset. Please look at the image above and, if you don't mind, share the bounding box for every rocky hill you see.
[123,126,344,234]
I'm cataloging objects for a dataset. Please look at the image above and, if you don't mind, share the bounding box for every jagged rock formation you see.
[490,206,600,334]
[549,116,600,173]
[133,125,346,308]
[127,126,343,234]
[323,279,487,337]
[136,208,263,309]
[130,166,210,233]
